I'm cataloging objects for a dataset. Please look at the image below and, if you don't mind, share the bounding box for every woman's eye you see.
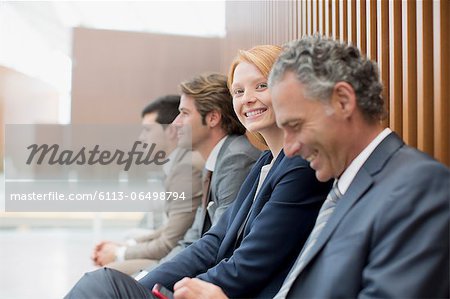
[233,89,244,96]
[257,83,268,89]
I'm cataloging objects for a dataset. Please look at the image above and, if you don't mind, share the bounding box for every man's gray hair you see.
[269,35,386,122]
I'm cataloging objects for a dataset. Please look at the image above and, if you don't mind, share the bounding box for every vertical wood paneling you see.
[282,1,285,43]
[377,0,389,127]
[358,0,367,55]
[282,1,286,43]
[266,1,270,44]
[308,0,313,34]
[270,0,273,42]
[294,0,298,39]
[287,1,292,42]
[318,0,322,33]
[297,0,301,38]
[268,1,271,43]
[266,1,269,43]
[302,0,307,37]
[224,0,449,165]
[319,0,322,33]
[433,0,450,164]
[327,0,332,36]
[284,1,290,42]
[295,1,304,38]
[342,0,348,41]
[334,0,340,39]
[313,0,318,33]
[251,1,255,45]
[291,0,297,41]
[417,0,434,156]
[350,0,357,44]
[306,0,310,34]
[320,0,328,35]
[402,0,417,147]
[388,0,402,134]
[368,0,377,60]
[312,0,315,34]
[287,0,297,40]
[274,1,279,44]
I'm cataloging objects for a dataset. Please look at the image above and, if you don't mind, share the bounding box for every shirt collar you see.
[205,136,228,172]
[338,128,392,194]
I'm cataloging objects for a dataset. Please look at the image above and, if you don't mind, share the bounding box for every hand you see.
[173,278,228,299]
[91,240,109,266]
[92,242,120,266]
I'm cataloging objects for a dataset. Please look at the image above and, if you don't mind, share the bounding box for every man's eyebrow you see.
[278,119,291,127]
[279,119,299,127]
[179,107,190,112]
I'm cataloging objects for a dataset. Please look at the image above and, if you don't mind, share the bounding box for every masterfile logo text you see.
[4,124,193,212]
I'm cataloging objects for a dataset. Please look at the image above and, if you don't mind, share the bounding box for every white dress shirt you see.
[337,128,392,195]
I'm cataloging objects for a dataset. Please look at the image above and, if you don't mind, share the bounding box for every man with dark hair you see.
[141,94,181,124]
[91,94,204,275]
[65,73,261,298]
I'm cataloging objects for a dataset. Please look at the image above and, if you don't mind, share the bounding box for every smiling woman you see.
[228,45,282,151]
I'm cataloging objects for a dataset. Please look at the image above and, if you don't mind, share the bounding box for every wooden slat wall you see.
[224,0,449,166]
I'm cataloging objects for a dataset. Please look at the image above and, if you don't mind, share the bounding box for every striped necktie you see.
[274,180,342,299]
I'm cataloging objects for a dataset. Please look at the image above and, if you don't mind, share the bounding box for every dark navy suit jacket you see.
[140,150,332,298]
[286,132,449,298]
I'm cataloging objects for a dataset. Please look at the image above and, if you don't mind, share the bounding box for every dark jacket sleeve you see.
[197,157,330,298]
[138,151,263,291]
[138,205,231,290]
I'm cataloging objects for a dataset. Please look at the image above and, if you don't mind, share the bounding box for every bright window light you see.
[0,1,225,125]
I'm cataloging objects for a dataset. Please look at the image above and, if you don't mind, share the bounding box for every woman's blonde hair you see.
[227,45,282,146]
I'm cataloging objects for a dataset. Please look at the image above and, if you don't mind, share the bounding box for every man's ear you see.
[206,110,222,128]
[331,82,357,119]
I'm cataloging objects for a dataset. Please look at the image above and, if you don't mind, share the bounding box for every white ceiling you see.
[2,1,226,56]
[0,1,225,123]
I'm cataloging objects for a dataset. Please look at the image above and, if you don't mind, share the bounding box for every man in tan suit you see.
[91,95,204,275]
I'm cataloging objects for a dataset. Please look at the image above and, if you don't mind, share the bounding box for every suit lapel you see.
[218,152,272,256]
[209,135,236,194]
[296,132,404,272]
[257,151,285,192]
[297,170,373,270]
[242,151,285,234]
[215,135,236,164]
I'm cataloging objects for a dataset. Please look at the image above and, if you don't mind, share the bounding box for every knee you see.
[81,267,112,282]
[64,268,115,299]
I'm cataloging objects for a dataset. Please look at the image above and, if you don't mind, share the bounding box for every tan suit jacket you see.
[123,149,203,260]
